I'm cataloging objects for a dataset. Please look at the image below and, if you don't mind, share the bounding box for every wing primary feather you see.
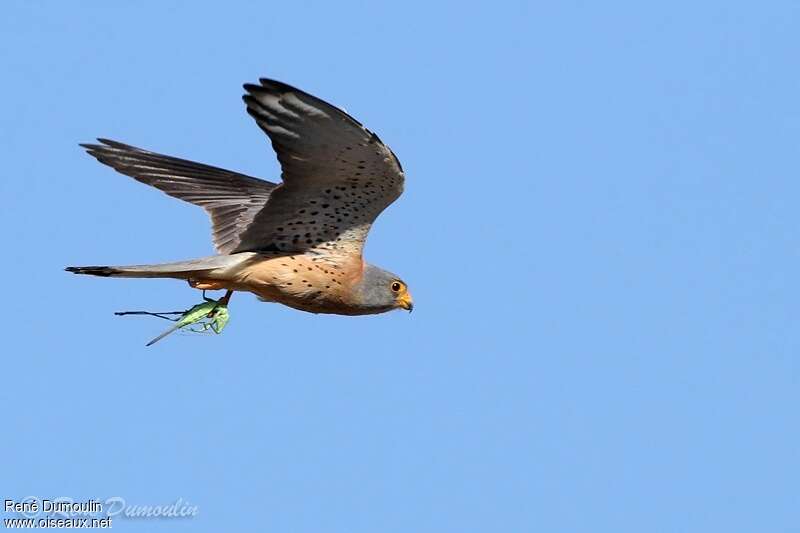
[80,139,278,254]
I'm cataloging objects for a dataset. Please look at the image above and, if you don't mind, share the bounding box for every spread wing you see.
[80,139,278,254]
[234,79,405,257]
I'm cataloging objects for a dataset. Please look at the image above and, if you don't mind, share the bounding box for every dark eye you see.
[391,282,402,292]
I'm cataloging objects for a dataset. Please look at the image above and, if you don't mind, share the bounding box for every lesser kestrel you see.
[66,78,413,315]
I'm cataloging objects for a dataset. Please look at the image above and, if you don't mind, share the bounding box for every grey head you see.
[351,263,413,315]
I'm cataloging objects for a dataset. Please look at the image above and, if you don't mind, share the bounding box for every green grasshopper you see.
[115,290,232,346]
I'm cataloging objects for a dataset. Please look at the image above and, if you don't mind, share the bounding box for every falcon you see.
[66,78,413,315]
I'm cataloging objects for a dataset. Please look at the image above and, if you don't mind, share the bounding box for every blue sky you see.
[1,1,799,531]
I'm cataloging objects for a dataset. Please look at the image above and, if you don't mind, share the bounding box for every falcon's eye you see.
[391,282,402,292]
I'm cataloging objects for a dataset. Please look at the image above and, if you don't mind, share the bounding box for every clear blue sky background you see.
[1,1,798,531]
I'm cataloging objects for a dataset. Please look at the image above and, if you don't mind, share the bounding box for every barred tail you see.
[65,265,120,277]
[65,254,254,279]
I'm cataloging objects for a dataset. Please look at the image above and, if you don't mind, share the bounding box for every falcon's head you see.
[353,264,413,314]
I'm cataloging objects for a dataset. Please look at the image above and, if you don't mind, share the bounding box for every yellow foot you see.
[188,279,227,290]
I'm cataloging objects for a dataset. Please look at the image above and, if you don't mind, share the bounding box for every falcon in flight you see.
[67,78,413,315]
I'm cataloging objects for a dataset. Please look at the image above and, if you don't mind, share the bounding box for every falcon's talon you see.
[68,75,414,333]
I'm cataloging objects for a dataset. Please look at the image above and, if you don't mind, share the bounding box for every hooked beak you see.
[398,293,414,312]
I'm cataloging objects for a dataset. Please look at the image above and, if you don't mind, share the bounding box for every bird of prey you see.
[67,78,413,316]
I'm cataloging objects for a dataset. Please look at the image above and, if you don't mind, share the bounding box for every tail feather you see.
[65,266,118,277]
[65,254,254,279]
